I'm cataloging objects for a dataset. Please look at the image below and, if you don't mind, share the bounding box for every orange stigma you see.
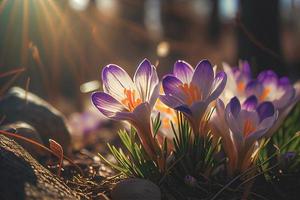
[179,83,201,105]
[259,87,271,101]
[121,88,142,111]
[243,119,256,137]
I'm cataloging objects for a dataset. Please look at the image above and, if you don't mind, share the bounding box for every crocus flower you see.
[210,96,278,174]
[246,70,300,137]
[160,59,227,134]
[221,61,251,104]
[92,59,160,159]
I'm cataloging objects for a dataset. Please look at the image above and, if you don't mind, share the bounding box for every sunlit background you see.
[1,0,300,115]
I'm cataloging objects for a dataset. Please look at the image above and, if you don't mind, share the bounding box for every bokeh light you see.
[156,41,170,58]
[69,0,89,11]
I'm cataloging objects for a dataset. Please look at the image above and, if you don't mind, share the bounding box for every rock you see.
[0,135,79,200]
[0,122,48,159]
[0,87,71,154]
[111,178,161,200]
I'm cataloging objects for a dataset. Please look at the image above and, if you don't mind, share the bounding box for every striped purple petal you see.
[191,59,214,99]
[207,71,227,102]
[102,64,135,102]
[159,94,185,109]
[173,60,194,83]
[134,58,158,102]
[91,92,127,119]
[162,75,187,102]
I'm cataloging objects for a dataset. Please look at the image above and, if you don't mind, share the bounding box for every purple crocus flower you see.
[246,70,300,137]
[221,61,252,104]
[91,59,160,159]
[160,59,227,134]
[210,96,278,173]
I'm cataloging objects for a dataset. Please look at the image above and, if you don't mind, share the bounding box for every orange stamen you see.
[121,88,142,111]
[237,81,245,92]
[243,119,256,137]
[259,87,271,101]
[179,83,201,105]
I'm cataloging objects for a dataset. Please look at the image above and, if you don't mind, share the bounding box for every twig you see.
[235,13,282,61]
[0,130,83,175]
[0,67,26,78]
[25,77,30,104]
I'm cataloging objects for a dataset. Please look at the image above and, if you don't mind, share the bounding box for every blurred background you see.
[0,0,300,114]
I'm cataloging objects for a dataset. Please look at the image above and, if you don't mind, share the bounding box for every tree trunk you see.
[238,0,284,76]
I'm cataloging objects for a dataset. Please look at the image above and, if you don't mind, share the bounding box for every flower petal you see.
[102,64,135,101]
[190,101,209,122]
[257,113,277,132]
[159,94,185,109]
[162,75,187,102]
[176,105,192,116]
[225,98,242,139]
[216,98,225,116]
[258,70,278,86]
[240,61,251,77]
[91,92,127,119]
[245,112,277,147]
[244,129,267,153]
[191,59,214,99]
[134,59,158,102]
[173,60,194,83]
[149,82,161,108]
[228,97,241,118]
[207,71,227,102]
[245,80,263,97]
[294,81,300,101]
[242,95,258,111]
[238,110,260,132]
[274,84,295,109]
[256,102,275,122]
[131,102,151,125]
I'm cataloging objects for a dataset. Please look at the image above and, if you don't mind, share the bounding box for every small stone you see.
[0,87,71,154]
[111,178,161,200]
[0,121,48,158]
